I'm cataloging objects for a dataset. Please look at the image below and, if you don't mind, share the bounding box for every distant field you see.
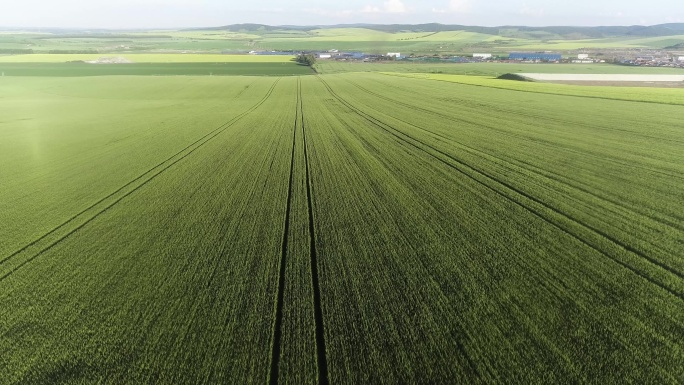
[1,73,682,383]
[244,28,684,52]
[384,73,684,105]
[315,61,684,76]
[0,62,313,76]
[0,54,295,63]
[1,27,682,54]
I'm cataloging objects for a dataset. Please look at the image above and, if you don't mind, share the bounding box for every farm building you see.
[387,52,401,58]
[573,54,593,63]
[473,53,492,59]
[318,54,332,59]
[678,56,684,62]
[509,52,562,62]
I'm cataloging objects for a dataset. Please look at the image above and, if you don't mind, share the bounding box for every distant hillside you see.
[207,23,684,40]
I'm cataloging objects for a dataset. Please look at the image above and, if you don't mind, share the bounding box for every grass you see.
[0,62,313,76]
[1,73,682,383]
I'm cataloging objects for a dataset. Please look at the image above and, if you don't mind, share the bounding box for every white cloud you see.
[304,8,354,17]
[384,0,407,13]
[433,0,472,14]
[362,0,407,14]
[519,3,545,17]
[361,5,381,13]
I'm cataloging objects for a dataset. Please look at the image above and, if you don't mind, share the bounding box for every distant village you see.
[248,49,684,68]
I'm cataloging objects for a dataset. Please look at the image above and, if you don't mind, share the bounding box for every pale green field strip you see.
[383,72,684,105]
[505,34,684,50]
[0,54,295,63]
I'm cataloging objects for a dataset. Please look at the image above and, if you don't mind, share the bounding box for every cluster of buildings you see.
[619,54,684,68]
[257,48,684,68]
[312,50,569,63]
[314,50,403,61]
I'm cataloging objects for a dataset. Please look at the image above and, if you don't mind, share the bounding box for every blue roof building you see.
[509,52,562,61]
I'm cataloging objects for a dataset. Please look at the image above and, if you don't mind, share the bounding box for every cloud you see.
[304,8,354,17]
[519,3,545,17]
[384,0,407,13]
[362,0,407,14]
[433,0,472,14]
[361,5,381,13]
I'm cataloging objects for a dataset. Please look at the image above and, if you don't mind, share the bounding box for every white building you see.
[318,54,332,59]
[578,54,590,59]
[678,56,684,62]
[387,52,401,58]
[473,53,492,59]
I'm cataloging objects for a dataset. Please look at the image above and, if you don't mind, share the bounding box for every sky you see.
[1,0,682,29]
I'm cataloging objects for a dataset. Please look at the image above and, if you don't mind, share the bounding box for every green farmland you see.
[0,54,311,77]
[0,54,296,63]
[1,72,683,383]
[0,62,312,77]
[2,26,683,54]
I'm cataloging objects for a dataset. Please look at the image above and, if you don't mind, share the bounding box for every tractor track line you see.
[377,74,684,145]
[317,75,684,300]
[303,79,330,385]
[269,78,299,385]
[330,76,684,276]
[349,79,684,278]
[1,78,281,268]
[0,79,281,282]
[352,78,684,183]
[347,79,684,245]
